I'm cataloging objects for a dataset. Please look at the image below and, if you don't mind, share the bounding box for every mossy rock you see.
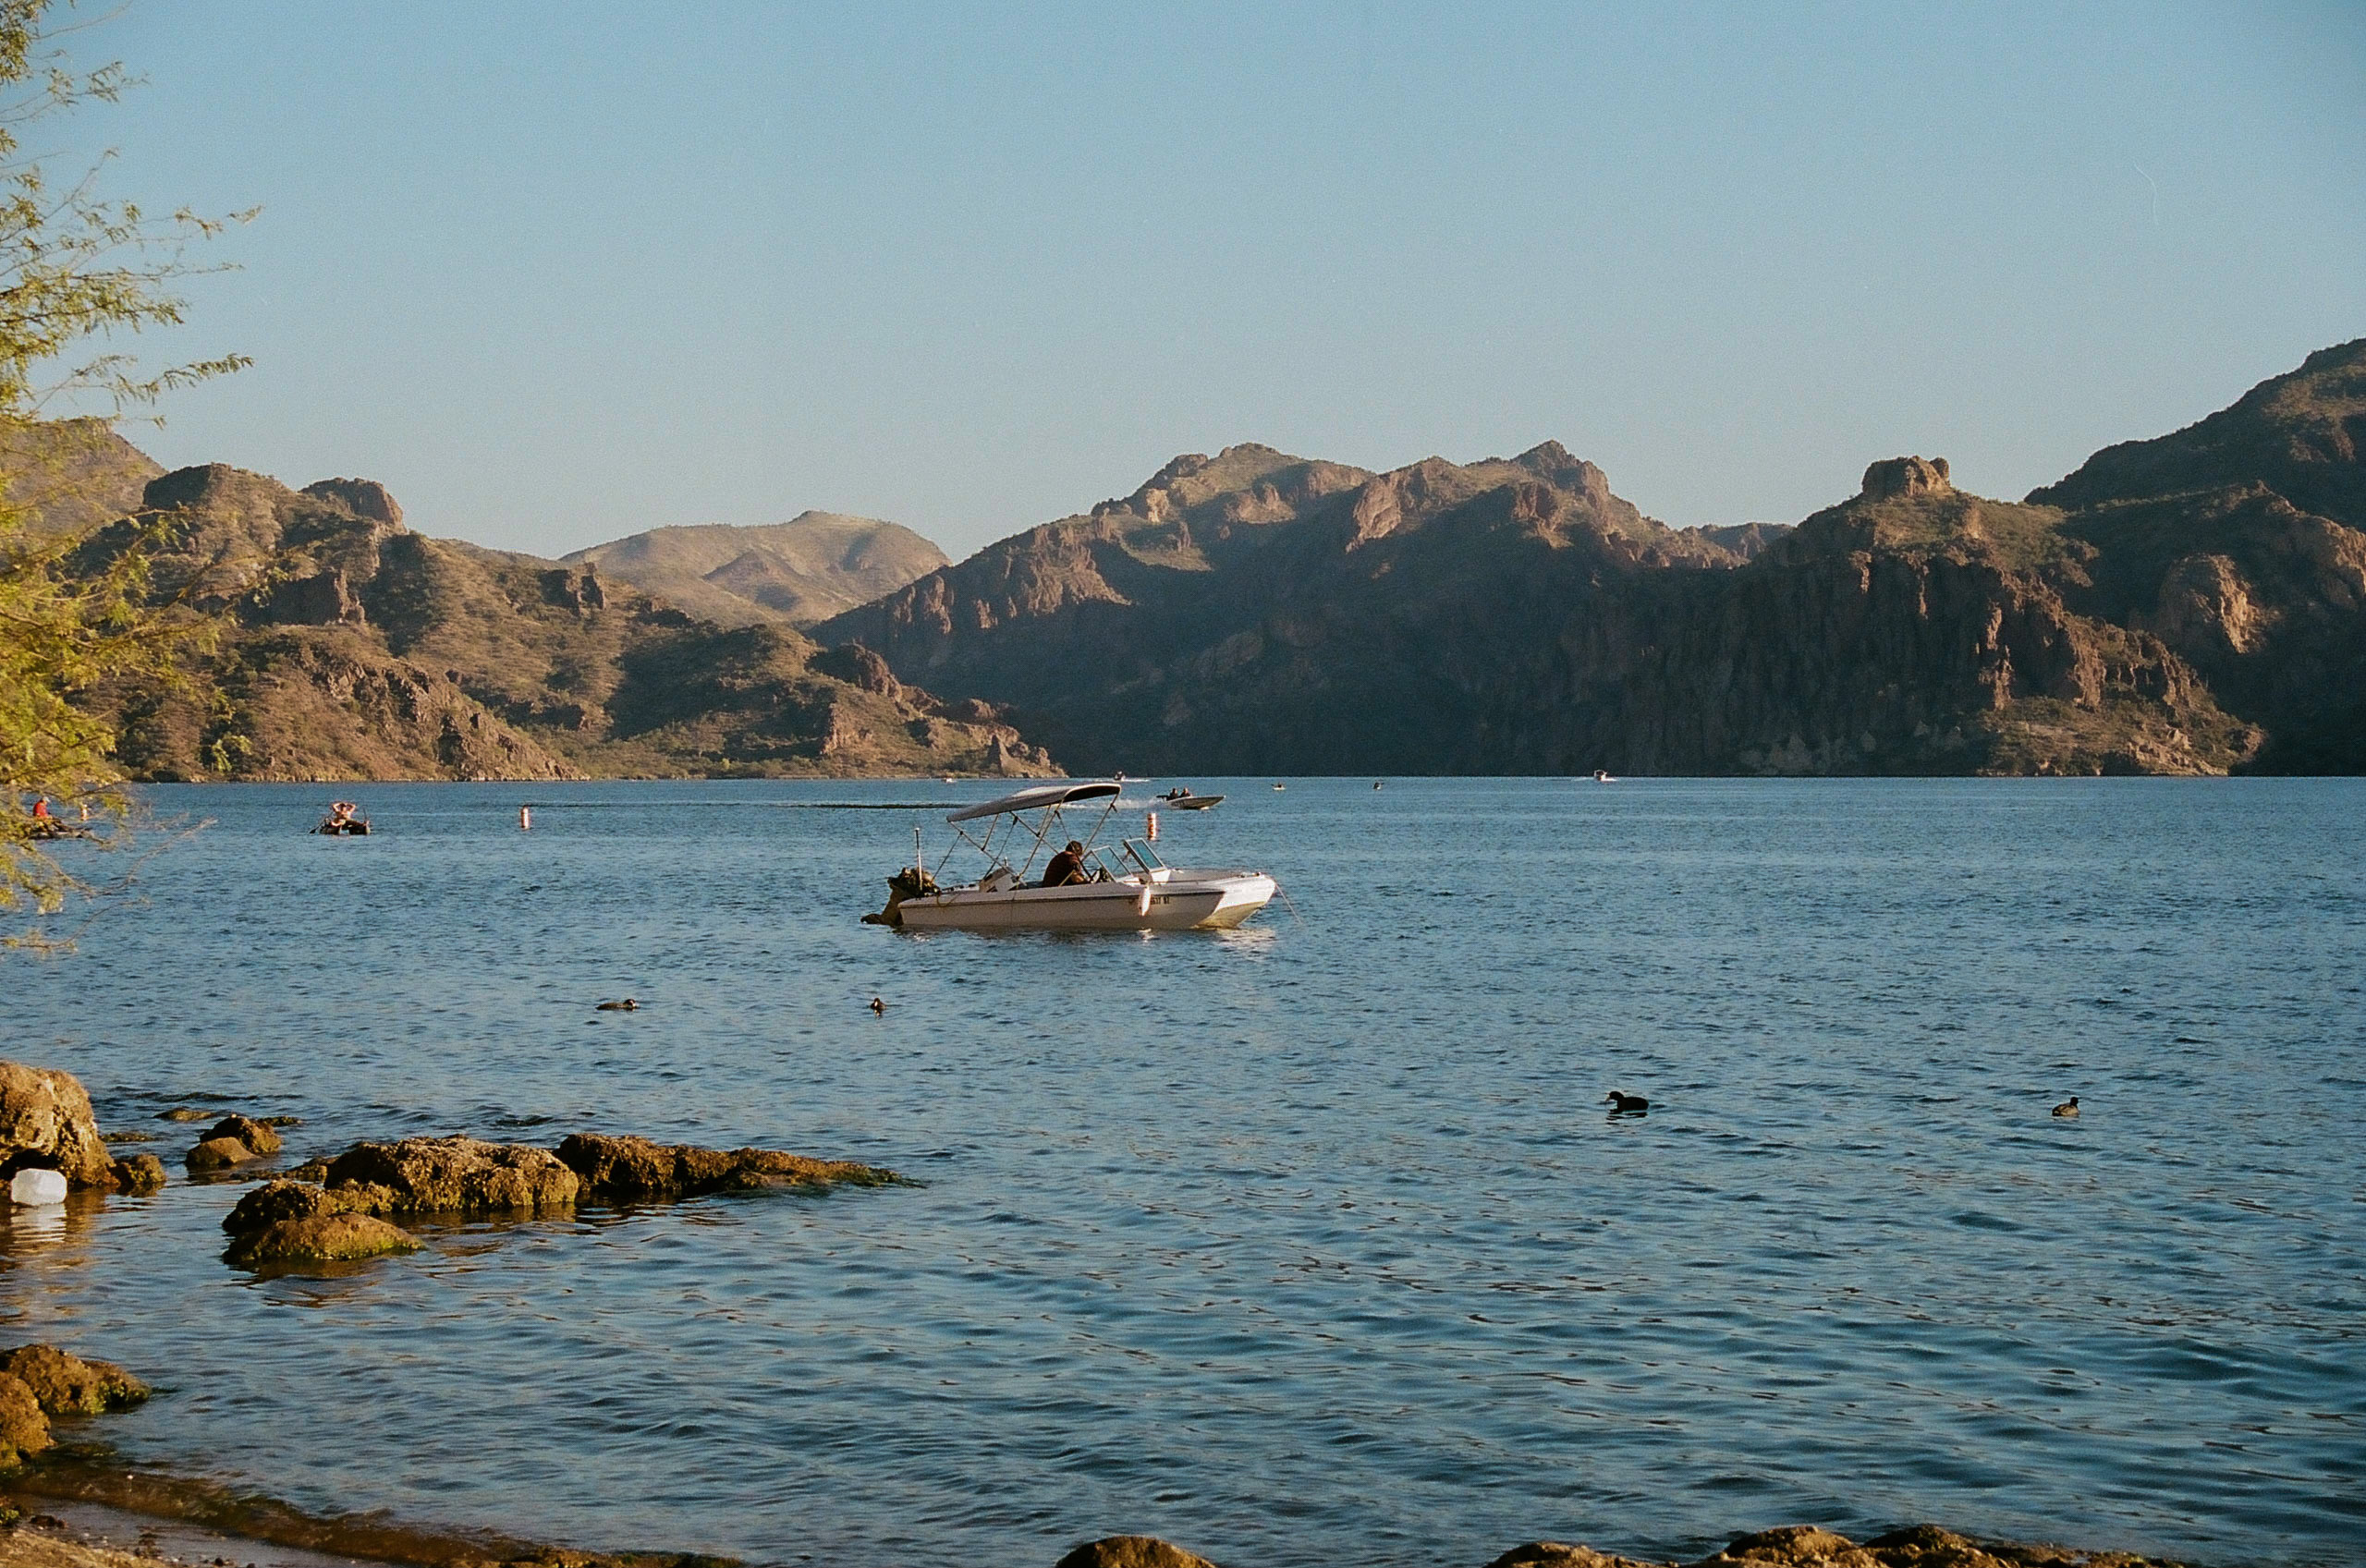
[0,1371,53,1467]
[0,1344,149,1415]
[225,1212,422,1267]
[1054,1538,1218,1568]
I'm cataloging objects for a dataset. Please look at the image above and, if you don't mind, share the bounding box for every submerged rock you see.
[1490,1524,2186,1568]
[555,1132,900,1202]
[184,1135,263,1172]
[1055,1538,1220,1568]
[1487,1546,1667,1568]
[225,1212,422,1266]
[202,1114,284,1156]
[106,1154,167,1194]
[0,1062,115,1188]
[0,1371,51,1466]
[217,1134,902,1276]
[0,1344,149,1416]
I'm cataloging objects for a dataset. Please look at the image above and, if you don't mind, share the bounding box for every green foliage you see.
[0,0,248,946]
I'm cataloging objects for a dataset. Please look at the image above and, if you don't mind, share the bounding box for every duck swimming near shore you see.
[2053,1096,2079,1118]
[1604,1091,1649,1114]
[870,996,886,1015]
[595,998,640,1012]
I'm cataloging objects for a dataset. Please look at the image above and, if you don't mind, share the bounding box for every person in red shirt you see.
[30,796,50,819]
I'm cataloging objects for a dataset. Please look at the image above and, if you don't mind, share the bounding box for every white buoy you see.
[9,1168,67,1207]
[519,806,531,831]
[1146,810,1159,841]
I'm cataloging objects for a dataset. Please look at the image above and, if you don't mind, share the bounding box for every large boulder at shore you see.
[555,1131,901,1202]
[321,1136,579,1215]
[0,1372,52,1467]
[1055,1538,1220,1568]
[225,1212,422,1267]
[0,1345,149,1416]
[0,1063,113,1188]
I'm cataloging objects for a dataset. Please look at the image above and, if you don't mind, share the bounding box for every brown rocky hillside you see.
[2030,339,2366,772]
[0,419,163,538]
[57,462,1055,782]
[563,513,948,627]
[819,438,2275,776]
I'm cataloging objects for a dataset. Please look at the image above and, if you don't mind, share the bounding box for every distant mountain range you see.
[10,338,2361,779]
[563,514,947,627]
[821,339,2365,775]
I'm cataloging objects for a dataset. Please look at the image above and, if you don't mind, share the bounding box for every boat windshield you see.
[1120,838,1166,874]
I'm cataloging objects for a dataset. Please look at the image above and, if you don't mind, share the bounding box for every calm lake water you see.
[3,779,2361,1568]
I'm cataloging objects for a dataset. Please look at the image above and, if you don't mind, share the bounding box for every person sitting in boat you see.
[30,796,50,820]
[1041,840,1089,887]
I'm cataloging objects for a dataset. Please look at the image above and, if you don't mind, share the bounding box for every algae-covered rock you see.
[0,1062,114,1187]
[1699,1527,1866,1565]
[1054,1538,1220,1568]
[0,1344,149,1415]
[322,1136,579,1214]
[106,1154,166,1194]
[0,1370,53,1467]
[224,1178,352,1234]
[555,1131,900,1202]
[225,1212,421,1266]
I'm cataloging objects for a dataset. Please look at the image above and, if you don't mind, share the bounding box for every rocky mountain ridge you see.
[820,341,2366,774]
[61,463,1055,782]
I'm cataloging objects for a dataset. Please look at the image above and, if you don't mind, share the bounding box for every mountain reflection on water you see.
[3,778,2360,1568]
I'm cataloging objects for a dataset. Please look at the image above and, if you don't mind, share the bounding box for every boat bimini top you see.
[943,781,1120,822]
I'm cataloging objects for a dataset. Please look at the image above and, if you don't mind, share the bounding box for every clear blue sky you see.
[43,0,2366,561]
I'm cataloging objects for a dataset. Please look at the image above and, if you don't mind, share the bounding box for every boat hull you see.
[894,872,1275,932]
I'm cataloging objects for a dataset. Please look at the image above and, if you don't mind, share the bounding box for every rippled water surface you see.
[3,779,2362,1568]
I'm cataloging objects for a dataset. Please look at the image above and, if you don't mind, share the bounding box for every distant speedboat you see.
[312,800,371,835]
[864,782,1275,932]
[1159,786,1223,810]
[1592,770,1616,784]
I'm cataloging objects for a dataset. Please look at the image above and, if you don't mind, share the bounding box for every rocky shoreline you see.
[2,1058,2204,1568]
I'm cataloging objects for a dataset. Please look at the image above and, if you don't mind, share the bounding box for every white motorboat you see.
[864,782,1276,932]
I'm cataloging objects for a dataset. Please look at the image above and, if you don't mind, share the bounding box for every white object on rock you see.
[9,1167,68,1207]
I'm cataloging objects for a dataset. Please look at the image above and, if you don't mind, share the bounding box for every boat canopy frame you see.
[929,782,1126,886]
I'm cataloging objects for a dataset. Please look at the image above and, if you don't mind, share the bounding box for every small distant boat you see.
[312,800,372,835]
[864,781,1274,932]
[1159,787,1223,810]
[1272,783,1286,792]
[1592,770,1617,784]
